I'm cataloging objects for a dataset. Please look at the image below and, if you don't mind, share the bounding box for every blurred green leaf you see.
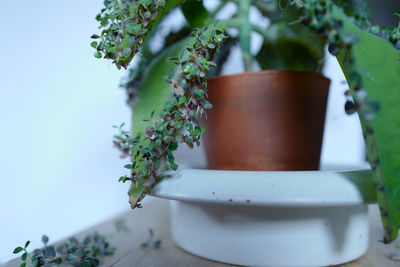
[21,253,27,261]
[181,0,209,28]
[128,182,144,208]
[13,247,23,254]
[334,5,400,243]
[94,51,102,58]
[90,41,98,48]
[131,38,189,136]
[256,22,325,72]
[42,235,49,245]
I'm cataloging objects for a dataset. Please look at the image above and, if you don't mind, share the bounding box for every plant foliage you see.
[91,0,182,69]
[13,234,114,267]
[92,0,400,243]
[290,0,400,243]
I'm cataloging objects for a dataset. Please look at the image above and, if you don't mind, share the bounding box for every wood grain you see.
[5,199,400,267]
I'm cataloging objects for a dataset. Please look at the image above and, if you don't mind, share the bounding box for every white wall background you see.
[0,1,132,262]
[0,0,366,263]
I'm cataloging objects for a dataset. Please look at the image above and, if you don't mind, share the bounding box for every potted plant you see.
[91,0,400,265]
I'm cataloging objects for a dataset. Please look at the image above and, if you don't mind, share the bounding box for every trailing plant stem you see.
[209,1,228,19]
[251,24,272,42]
[219,19,271,42]
[361,120,392,243]
[238,0,252,71]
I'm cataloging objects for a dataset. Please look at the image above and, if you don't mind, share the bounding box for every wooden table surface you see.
[5,198,400,267]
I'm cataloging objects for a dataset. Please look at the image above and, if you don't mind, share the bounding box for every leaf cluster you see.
[13,233,114,267]
[91,0,167,69]
[13,236,62,267]
[113,25,226,209]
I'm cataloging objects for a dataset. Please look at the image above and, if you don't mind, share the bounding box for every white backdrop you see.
[0,1,365,263]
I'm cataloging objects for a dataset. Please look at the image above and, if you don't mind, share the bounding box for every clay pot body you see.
[201,70,330,171]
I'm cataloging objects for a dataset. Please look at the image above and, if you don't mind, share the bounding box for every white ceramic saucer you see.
[151,167,376,207]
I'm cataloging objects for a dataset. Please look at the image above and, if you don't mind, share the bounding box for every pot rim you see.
[208,69,330,83]
[150,165,376,207]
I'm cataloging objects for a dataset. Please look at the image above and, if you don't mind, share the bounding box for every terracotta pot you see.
[201,70,330,171]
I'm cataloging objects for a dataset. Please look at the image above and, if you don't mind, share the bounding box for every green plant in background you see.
[291,0,400,244]
[93,0,325,207]
[92,0,400,243]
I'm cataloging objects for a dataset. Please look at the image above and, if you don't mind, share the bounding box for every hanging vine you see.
[113,25,226,208]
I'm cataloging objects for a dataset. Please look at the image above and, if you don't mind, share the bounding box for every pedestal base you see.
[170,201,369,267]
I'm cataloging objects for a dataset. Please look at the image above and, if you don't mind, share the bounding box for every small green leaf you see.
[185,123,193,132]
[94,51,102,58]
[42,235,49,245]
[119,175,129,182]
[90,34,100,39]
[20,263,26,267]
[193,127,201,136]
[214,35,223,43]
[24,241,30,249]
[91,41,98,48]
[203,103,213,109]
[160,110,168,118]
[128,182,144,208]
[122,47,132,57]
[44,246,56,258]
[155,123,165,132]
[124,164,133,169]
[89,258,100,266]
[174,112,182,120]
[168,142,178,151]
[208,43,215,49]
[163,136,173,143]
[21,252,27,261]
[13,247,23,254]
[144,11,152,19]
[170,162,178,170]
[178,96,186,105]
[194,89,205,98]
